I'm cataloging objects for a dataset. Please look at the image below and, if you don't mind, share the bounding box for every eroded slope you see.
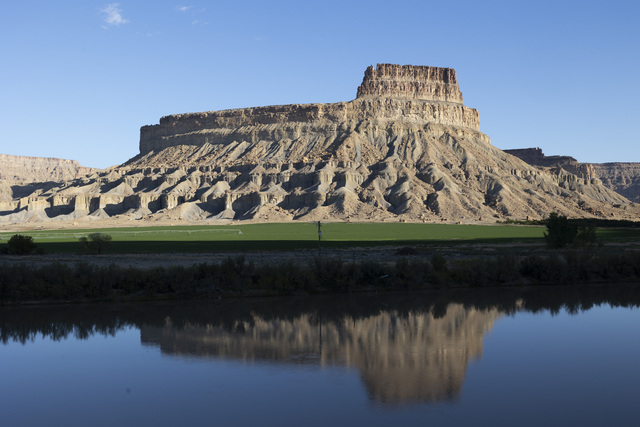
[1,64,637,225]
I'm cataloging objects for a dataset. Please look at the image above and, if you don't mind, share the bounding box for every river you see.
[2,286,640,426]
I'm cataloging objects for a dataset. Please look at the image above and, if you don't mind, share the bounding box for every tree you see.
[575,224,597,247]
[7,234,37,255]
[79,233,113,254]
[544,213,577,248]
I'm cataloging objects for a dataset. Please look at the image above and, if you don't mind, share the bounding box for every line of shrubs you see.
[2,249,640,303]
[0,233,113,255]
[499,216,640,228]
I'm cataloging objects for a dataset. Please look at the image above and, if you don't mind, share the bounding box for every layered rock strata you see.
[1,64,638,224]
[505,148,640,203]
[0,154,98,184]
[590,163,640,203]
[356,63,463,102]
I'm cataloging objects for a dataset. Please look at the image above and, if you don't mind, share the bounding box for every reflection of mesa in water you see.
[140,304,501,404]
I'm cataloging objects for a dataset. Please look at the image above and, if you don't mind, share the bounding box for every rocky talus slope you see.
[504,148,640,203]
[1,64,638,224]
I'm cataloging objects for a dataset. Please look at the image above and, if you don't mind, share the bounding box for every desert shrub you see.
[449,257,520,287]
[253,262,307,293]
[359,260,392,288]
[315,259,354,292]
[560,252,595,281]
[392,258,437,288]
[520,254,570,283]
[218,256,250,291]
[79,233,113,254]
[574,224,597,247]
[395,246,417,256]
[7,234,37,255]
[492,255,521,283]
[430,253,448,272]
[592,253,640,281]
[4,250,640,303]
[394,258,414,288]
[447,259,480,286]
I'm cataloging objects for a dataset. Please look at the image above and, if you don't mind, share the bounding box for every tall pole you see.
[317,221,322,260]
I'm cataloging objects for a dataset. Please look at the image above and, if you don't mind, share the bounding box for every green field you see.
[1,222,638,253]
[1,222,540,253]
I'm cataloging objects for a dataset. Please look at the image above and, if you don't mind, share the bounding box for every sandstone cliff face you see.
[503,148,596,180]
[138,97,481,155]
[586,163,640,203]
[0,154,98,183]
[1,64,638,224]
[356,63,463,102]
[505,148,640,203]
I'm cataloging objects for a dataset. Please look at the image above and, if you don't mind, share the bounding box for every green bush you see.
[79,233,113,254]
[574,224,597,247]
[544,213,578,248]
[520,254,570,283]
[430,253,448,272]
[7,234,37,255]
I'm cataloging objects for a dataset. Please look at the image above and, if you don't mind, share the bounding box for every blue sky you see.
[1,1,639,168]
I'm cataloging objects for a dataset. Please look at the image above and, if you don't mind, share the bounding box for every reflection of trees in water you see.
[3,286,640,345]
[3,285,640,403]
[0,305,135,344]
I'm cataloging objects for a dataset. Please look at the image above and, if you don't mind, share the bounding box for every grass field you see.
[0,222,638,253]
[0,223,543,252]
[3,222,640,302]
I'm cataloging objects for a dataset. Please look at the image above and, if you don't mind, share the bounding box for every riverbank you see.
[2,246,640,304]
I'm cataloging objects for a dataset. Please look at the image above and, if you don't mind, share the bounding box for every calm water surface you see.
[2,287,640,426]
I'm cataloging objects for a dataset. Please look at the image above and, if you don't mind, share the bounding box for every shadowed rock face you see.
[1,64,638,224]
[591,163,640,203]
[504,148,640,203]
[140,304,502,404]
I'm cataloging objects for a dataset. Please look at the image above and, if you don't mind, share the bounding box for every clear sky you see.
[1,1,639,169]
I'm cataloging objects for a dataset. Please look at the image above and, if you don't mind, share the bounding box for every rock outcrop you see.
[1,64,638,224]
[590,163,640,203]
[356,63,463,102]
[505,148,640,203]
[137,65,479,156]
[0,154,99,184]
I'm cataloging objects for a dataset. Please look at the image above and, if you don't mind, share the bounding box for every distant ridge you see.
[0,154,99,184]
[504,147,640,203]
